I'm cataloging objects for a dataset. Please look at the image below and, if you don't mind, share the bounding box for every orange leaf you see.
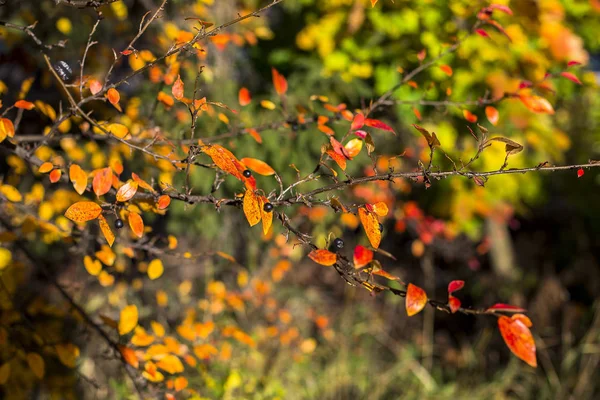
[238,87,251,106]
[157,195,171,210]
[116,180,138,202]
[413,107,422,121]
[485,106,499,126]
[308,249,337,266]
[358,207,381,248]
[318,124,335,136]
[69,164,87,195]
[15,100,35,110]
[49,169,62,183]
[106,88,120,105]
[463,109,478,123]
[440,64,453,76]
[93,167,113,197]
[119,345,139,369]
[243,189,261,227]
[370,0,378,6]
[240,157,276,176]
[89,79,103,95]
[519,94,554,114]
[39,162,54,173]
[326,149,346,170]
[0,118,15,140]
[202,144,244,180]
[498,315,537,367]
[64,201,102,222]
[128,212,144,238]
[406,283,427,316]
[157,92,174,108]
[353,245,373,268]
[368,201,388,217]
[132,173,155,192]
[172,75,184,100]
[246,128,262,144]
[272,67,288,96]
[259,196,273,235]
[98,214,115,247]
[448,295,461,313]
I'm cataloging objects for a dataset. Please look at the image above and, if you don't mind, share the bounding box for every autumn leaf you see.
[246,128,262,143]
[486,303,526,313]
[272,67,288,96]
[132,172,155,192]
[370,0,378,7]
[119,345,139,369]
[448,280,465,294]
[39,162,54,173]
[364,118,395,134]
[157,92,174,107]
[485,106,499,126]
[93,167,113,197]
[157,195,171,210]
[308,249,337,266]
[49,169,62,183]
[243,189,261,227]
[55,343,79,368]
[367,201,388,217]
[98,214,115,247]
[358,207,381,248]
[353,245,374,268]
[202,144,244,180]
[69,164,87,195]
[448,295,461,313]
[413,124,440,147]
[0,363,10,385]
[239,87,251,106]
[116,180,138,202]
[519,93,555,114]
[106,88,120,105]
[498,315,537,367]
[440,64,453,76]
[560,71,582,85]
[0,118,15,142]
[65,201,102,222]
[259,196,273,235]
[26,353,44,379]
[261,100,276,110]
[0,185,22,202]
[84,255,102,276]
[486,137,523,156]
[89,79,102,95]
[240,157,276,176]
[344,138,363,159]
[107,123,129,139]
[118,305,138,335]
[128,212,144,238]
[463,109,478,123]
[351,113,365,130]
[148,259,164,280]
[405,283,427,316]
[172,75,184,100]
[15,100,35,110]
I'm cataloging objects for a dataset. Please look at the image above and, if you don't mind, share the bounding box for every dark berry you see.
[263,202,274,212]
[333,238,344,249]
[379,223,384,232]
[243,169,252,178]
[291,122,299,131]
[115,218,124,229]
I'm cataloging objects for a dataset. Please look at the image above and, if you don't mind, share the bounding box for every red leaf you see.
[172,75,184,100]
[567,60,582,67]
[448,280,464,294]
[157,195,171,210]
[15,100,35,110]
[463,109,478,123]
[238,87,251,106]
[485,106,499,126]
[406,283,427,316]
[440,64,453,76]
[272,68,288,96]
[351,113,365,130]
[49,169,62,183]
[353,245,373,269]
[498,315,537,367]
[448,295,461,314]
[577,168,584,178]
[106,88,120,105]
[308,249,337,266]
[93,168,113,197]
[330,136,350,159]
[560,71,582,85]
[364,119,395,134]
[475,29,490,38]
[486,303,526,313]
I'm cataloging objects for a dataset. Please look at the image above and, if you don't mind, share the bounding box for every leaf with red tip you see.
[353,245,374,269]
[238,87,251,106]
[560,72,582,85]
[486,303,526,313]
[172,75,184,100]
[272,68,288,96]
[128,212,144,238]
[240,157,276,176]
[406,283,427,316]
[330,136,350,159]
[49,169,62,183]
[351,113,365,130]
[448,280,465,294]
[308,249,337,266]
[448,295,461,313]
[498,315,537,367]
[93,168,113,197]
[485,106,499,126]
[364,119,395,134]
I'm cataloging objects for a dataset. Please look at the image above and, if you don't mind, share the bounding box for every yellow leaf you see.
[151,321,165,337]
[98,215,115,247]
[26,353,44,379]
[143,362,164,382]
[118,305,138,335]
[55,343,79,368]
[131,326,155,347]
[148,259,164,280]
[0,185,22,202]
[83,255,102,276]
[156,354,184,374]
[260,100,276,110]
[107,123,130,139]
[243,189,261,227]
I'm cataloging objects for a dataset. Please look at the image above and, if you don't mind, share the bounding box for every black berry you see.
[115,218,124,229]
[263,202,274,212]
[333,238,344,249]
[379,223,384,232]
[243,169,252,178]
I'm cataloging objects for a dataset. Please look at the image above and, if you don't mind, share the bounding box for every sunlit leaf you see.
[243,189,261,227]
[65,201,102,222]
[157,195,171,210]
[498,315,537,367]
[89,79,102,95]
[107,123,129,139]
[240,157,276,176]
[98,214,115,247]
[308,249,337,266]
[351,113,365,130]
[15,100,35,110]
[202,144,244,180]
[405,283,427,316]
[118,305,138,335]
[519,93,554,114]
[364,118,395,134]
[344,138,363,159]
[128,212,144,238]
[156,354,184,374]
[0,118,15,142]
[239,87,251,106]
[39,162,54,173]
[358,207,381,248]
[367,201,388,217]
[116,180,138,202]
[106,88,120,105]
[272,67,288,96]
[259,196,273,235]
[148,259,164,280]
[485,106,499,126]
[353,245,374,268]
[92,167,113,197]
[119,345,139,368]
[69,164,87,195]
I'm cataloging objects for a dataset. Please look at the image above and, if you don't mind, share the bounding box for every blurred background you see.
[1,0,600,399]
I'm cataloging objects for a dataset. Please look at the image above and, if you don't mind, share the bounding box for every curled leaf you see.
[486,137,523,156]
[172,75,184,100]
